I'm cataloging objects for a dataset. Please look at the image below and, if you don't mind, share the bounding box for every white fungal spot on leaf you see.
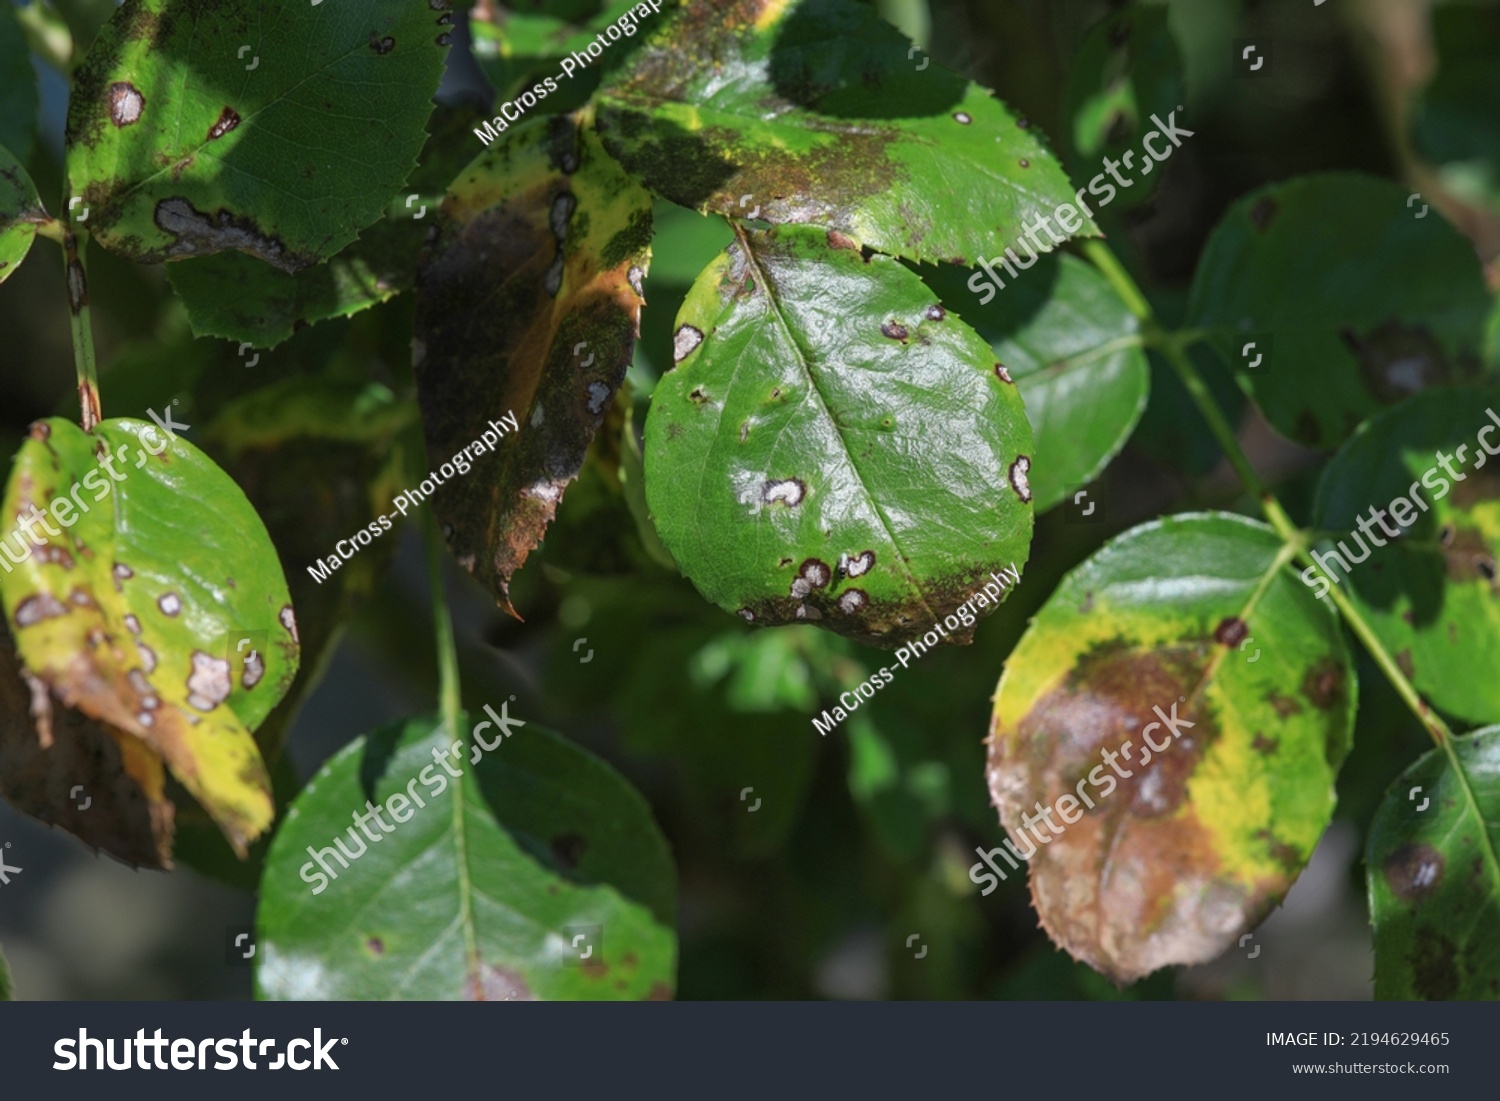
[157,592,182,616]
[673,325,704,363]
[186,651,232,712]
[1009,455,1032,503]
[762,479,806,508]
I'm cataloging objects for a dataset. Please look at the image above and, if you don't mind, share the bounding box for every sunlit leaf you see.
[0,417,299,856]
[645,224,1033,646]
[66,0,451,271]
[989,513,1354,984]
[596,0,1093,265]
[921,252,1148,513]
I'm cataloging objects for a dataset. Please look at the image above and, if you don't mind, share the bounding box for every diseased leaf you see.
[0,2,39,164]
[1187,174,1492,449]
[0,418,300,856]
[1367,726,1500,1000]
[165,218,420,349]
[645,224,1033,647]
[596,0,1093,265]
[922,252,1148,513]
[258,711,677,1000]
[413,113,652,614]
[1064,6,1183,208]
[0,143,46,287]
[165,105,489,347]
[65,0,452,272]
[0,622,175,868]
[545,383,675,575]
[470,0,645,108]
[988,513,1355,984]
[1312,387,1500,726]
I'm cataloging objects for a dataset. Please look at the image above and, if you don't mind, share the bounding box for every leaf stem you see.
[1081,238,1455,751]
[61,226,101,430]
[422,513,480,987]
[424,512,462,739]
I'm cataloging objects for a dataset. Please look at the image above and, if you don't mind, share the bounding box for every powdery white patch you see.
[186,650,233,712]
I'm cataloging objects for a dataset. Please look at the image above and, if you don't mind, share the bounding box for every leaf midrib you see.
[733,226,939,625]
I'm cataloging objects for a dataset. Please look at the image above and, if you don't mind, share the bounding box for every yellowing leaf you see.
[0,418,300,857]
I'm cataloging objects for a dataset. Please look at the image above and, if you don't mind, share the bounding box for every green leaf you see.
[989,513,1355,984]
[921,252,1148,513]
[65,0,451,272]
[1064,5,1184,208]
[1312,387,1500,725]
[645,224,1034,646]
[0,2,39,164]
[413,113,652,614]
[0,941,10,1000]
[1186,173,1492,449]
[0,417,300,856]
[164,217,420,348]
[165,105,488,347]
[0,143,46,287]
[595,0,1093,265]
[1367,726,1500,999]
[257,711,677,1000]
[470,0,645,107]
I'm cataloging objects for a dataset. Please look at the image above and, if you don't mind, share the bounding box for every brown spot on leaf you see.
[924,304,946,321]
[1383,842,1444,903]
[1409,931,1460,1000]
[1266,690,1300,718]
[881,321,909,341]
[1252,732,1278,754]
[108,82,144,127]
[1301,657,1345,711]
[826,229,859,251]
[995,364,1013,384]
[1213,616,1248,647]
[987,645,1250,984]
[465,964,535,1001]
[366,937,385,955]
[206,107,241,141]
[370,34,395,54]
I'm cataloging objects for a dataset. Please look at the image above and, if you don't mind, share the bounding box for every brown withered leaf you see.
[986,515,1354,984]
[412,112,652,615]
[0,623,173,868]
